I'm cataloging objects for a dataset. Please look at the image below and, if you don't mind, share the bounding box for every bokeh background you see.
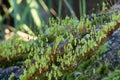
[0,0,118,39]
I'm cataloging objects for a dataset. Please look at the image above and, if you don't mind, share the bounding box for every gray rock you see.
[0,66,23,80]
[74,71,82,78]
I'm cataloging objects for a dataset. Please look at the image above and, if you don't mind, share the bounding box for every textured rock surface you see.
[74,28,120,79]
[93,28,120,79]
[0,66,23,80]
[106,28,120,66]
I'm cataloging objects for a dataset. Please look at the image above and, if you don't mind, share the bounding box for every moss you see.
[1,8,120,80]
[117,50,120,56]
[97,64,108,75]
[102,70,120,80]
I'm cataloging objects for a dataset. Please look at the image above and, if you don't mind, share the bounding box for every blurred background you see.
[0,0,118,40]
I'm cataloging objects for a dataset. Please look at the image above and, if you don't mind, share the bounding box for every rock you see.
[114,2,120,10]
[74,71,82,78]
[0,66,23,80]
[84,28,120,79]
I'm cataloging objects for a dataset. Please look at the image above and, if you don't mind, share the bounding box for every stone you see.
[0,66,23,80]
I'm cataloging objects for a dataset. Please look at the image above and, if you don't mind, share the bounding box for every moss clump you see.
[102,70,120,80]
[97,64,109,75]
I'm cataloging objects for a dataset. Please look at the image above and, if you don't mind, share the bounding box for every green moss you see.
[97,64,109,75]
[117,50,120,56]
[8,73,15,80]
[0,7,120,80]
[102,70,120,80]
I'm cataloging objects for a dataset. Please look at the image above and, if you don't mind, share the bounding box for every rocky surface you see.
[0,66,23,80]
[103,28,120,68]
[74,28,120,79]
[94,28,120,79]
